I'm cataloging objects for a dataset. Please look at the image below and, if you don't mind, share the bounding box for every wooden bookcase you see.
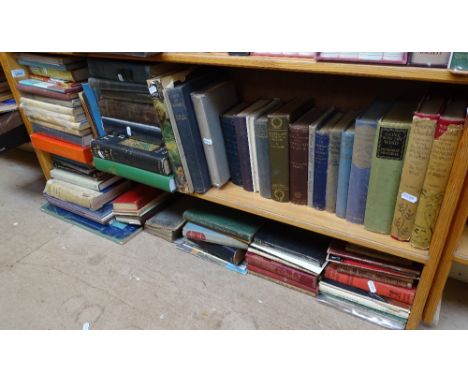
[1,52,467,329]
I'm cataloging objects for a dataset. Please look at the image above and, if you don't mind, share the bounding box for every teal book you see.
[335,127,355,218]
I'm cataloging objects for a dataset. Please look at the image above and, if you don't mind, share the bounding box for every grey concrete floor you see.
[0,149,467,330]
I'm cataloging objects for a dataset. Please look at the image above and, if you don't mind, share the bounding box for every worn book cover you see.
[183,222,248,249]
[50,168,120,192]
[29,119,91,137]
[31,133,93,164]
[17,83,79,100]
[99,97,159,126]
[21,97,84,116]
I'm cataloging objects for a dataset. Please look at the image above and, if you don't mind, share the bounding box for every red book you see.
[245,252,318,288]
[30,133,92,164]
[324,263,416,305]
[112,184,164,211]
[248,264,317,296]
[28,74,83,92]
[17,83,79,100]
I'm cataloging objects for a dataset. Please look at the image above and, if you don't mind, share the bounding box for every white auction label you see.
[126,126,132,136]
[148,85,157,95]
[11,69,25,78]
[117,73,124,82]
[202,138,213,145]
[367,280,377,293]
[401,192,418,204]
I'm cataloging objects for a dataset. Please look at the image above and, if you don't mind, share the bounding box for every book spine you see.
[313,131,329,209]
[247,116,260,192]
[255,118,272,198]
[50,169,100,192]
[289,124,309,204]
[345,119,378,223]
[324,265,416,305]
[30,133,93,164]
[149,79,190,193]
[99,98,159,126]
[364,121,411,234]
[194,240,245,265]
[268,115,290,202]
[21,98,82,116]
[166,86,212,194]
[235,116,254,192]
[93,157,176,192]
[17,84,75,100]
[325,129,342,212]
[91,138,170,175]
[335,130,354,218]
[45,181,94,209]
[182,224,247,249]
[220,114,243,186]
[82,83,105,137]
[307,124,317,206]
[246,252,318,288]
[410,117,465,249]
[391,115,438,241]
[28,66,74,81]
[31,124,89,147]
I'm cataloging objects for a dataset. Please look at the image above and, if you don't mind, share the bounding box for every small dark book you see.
[102,116,162,145]
[191,239,246,265]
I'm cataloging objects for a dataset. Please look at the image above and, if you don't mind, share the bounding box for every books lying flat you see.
[24,93,82,108]
[52,155,96,176]
[18,79,82,94]
[93,157,176,192]
[21,96,85,116]
[31,123,92,147]
[18,83,79,100]
[31,133,93,164]
[112,184,167,212]
[46,195,114,225]
[50,168,121,192]
[102,117,162,145]
[24,105,88,130]
[188,239,246,265]
[17,53,86,67]
[182,222,248,249]
[41,203,141,245]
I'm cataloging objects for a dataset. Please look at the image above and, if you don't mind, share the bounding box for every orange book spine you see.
[30,133,93,164]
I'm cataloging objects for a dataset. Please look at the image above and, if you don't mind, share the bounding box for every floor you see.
[1,149,467,330]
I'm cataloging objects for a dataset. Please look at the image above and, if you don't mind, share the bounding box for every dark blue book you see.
[335,127,355,218]
[82,83,105,137]
[41,202,141,244]
[102,116,162,145]
[166,71,225,193]
[313,129,330,210]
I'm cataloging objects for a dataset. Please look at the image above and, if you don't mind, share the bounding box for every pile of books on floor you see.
[318,240,422,329]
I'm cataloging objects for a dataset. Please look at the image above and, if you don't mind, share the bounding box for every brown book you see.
[78,92,98,138]
[410,99,467,249]
[391,95,445,241]
[99,98,159,126]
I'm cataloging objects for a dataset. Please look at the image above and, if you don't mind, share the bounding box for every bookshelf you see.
[455,227,468,265]
[2,51,467,329]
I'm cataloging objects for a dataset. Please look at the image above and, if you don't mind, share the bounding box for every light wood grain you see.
[454,226,468,265]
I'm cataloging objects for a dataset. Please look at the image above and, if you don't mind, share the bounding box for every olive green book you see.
[364,99,420,234]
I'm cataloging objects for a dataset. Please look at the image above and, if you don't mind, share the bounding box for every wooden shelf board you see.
[193,182,428,264]
[64,52,468,85]
[454,226,468,265]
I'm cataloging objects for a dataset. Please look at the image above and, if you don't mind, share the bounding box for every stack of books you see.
[317,52,408,65]
[247,221,330,296]
[111,184,169,226]
[318,240,422,329]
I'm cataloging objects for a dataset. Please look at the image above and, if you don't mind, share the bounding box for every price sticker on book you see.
[126,126,132,136]
[401,192,418,204]
[367,280,377,294]
[11,69,25,78]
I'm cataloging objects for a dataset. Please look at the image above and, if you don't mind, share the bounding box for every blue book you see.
[45,195,114,224]
[345,100,392,224]
[82,83,105,137]
[166,71,224,193]
[41,203,141,244]
[335,127,355,218]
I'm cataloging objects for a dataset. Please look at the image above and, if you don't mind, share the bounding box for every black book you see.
[102,117,162,145]
[32,123,93,147]
[191,239,246,265]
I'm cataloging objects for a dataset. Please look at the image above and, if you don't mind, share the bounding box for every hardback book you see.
[391,95,445,241]
[28,74,82,90]
[268,98,314,202]
[18,77,82,94]
[312,111,344,209]
[91,134,171,175]
[52,155,96,176]
[410,100,467,249]
[93,157,176,192]
[29,119,90,137]
[17,53,86,68]
[183,204,265,243]
[364,99,420,234]
[17,83,79,100]
[307,107,336,206]
[98,97,159,126]
[448,53,468,74]
[78,92,98,138]
[50,168,121,192]
[88,77,152,102]
[81,83,105,137]
[102,117,162,144]
[147,67,198,194]
[44,178,132,211]
[112,184,167,211]
[409,52,451,68]
[21,97,84,116]
[27,65,88,82]
[220,102,250,186]
[166,70,225,193]
[30,133,93,164]
[46,195,114,225]
[246,99,283,192]
[324,110,359,212]
[191,80,239,187]
[346,100,392,224]
[21,94,82,108]
[317,52,408,65]
[188,239,246,265]
[183,222,248,249]
[335,126,355,218]
[233,99,271,192]
[23,106,88,129]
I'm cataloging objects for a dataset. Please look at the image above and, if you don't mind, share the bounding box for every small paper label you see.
[148,85,157,95]
[367,280,377,293]
[126,126,132,136]
[11,69,25,78]
[97,149,105,159]
[202,138,213,145]
[117,73,124,82]
[401,192,418,204]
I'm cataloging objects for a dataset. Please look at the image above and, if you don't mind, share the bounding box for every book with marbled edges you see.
[410,100,466,249]
[346,100,392,224]
[335,127,355,218]
[391,96,445,241]
[364,100,420,234]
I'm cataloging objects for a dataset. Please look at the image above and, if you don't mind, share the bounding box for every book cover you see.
[346,100,392,223]
[30,133,93,164]
[183,222,248,249]
[29,119,90,137]
[409,52,451,68]
[410,100,466,249]
[364,100,420,234]
[191,80,238,187]
[22,94,82,108]
[23,105,88,127]
[78,92,98,138]
[98,97,159,126]
[391,95,445,241]
[81,83,105,137]
[32,121,92,147]
[268,98,314,202]
[50,168,120,192]
[190,239,246,265]
[112,184,166,211]
[18,78,82,94]
[27,65,88,82]
[335,127,355,218]
[17,83,79,100]
[21,97,84,116]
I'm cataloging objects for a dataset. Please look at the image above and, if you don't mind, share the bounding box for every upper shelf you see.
[71,52,468,85]
[454,226,468,265]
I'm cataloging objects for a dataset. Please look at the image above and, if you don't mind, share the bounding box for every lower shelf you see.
[193,182,429,264]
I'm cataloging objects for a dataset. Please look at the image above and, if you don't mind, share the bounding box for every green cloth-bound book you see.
[93,157,176,193]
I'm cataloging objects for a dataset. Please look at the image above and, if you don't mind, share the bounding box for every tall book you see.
[307,107,336,206]
[390,96,445,241]
[220,102,250,186]
[268,99,314,202]
[312,112,344,210]
[81,83,105,137]
[410,100,467,249]
[346,101,392,223]
[364,99,420,234]
[191,80,238,187]
[335,126,355,218]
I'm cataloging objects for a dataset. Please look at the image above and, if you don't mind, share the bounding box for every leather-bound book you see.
[99,97,159,126]
[102,117,162,145]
